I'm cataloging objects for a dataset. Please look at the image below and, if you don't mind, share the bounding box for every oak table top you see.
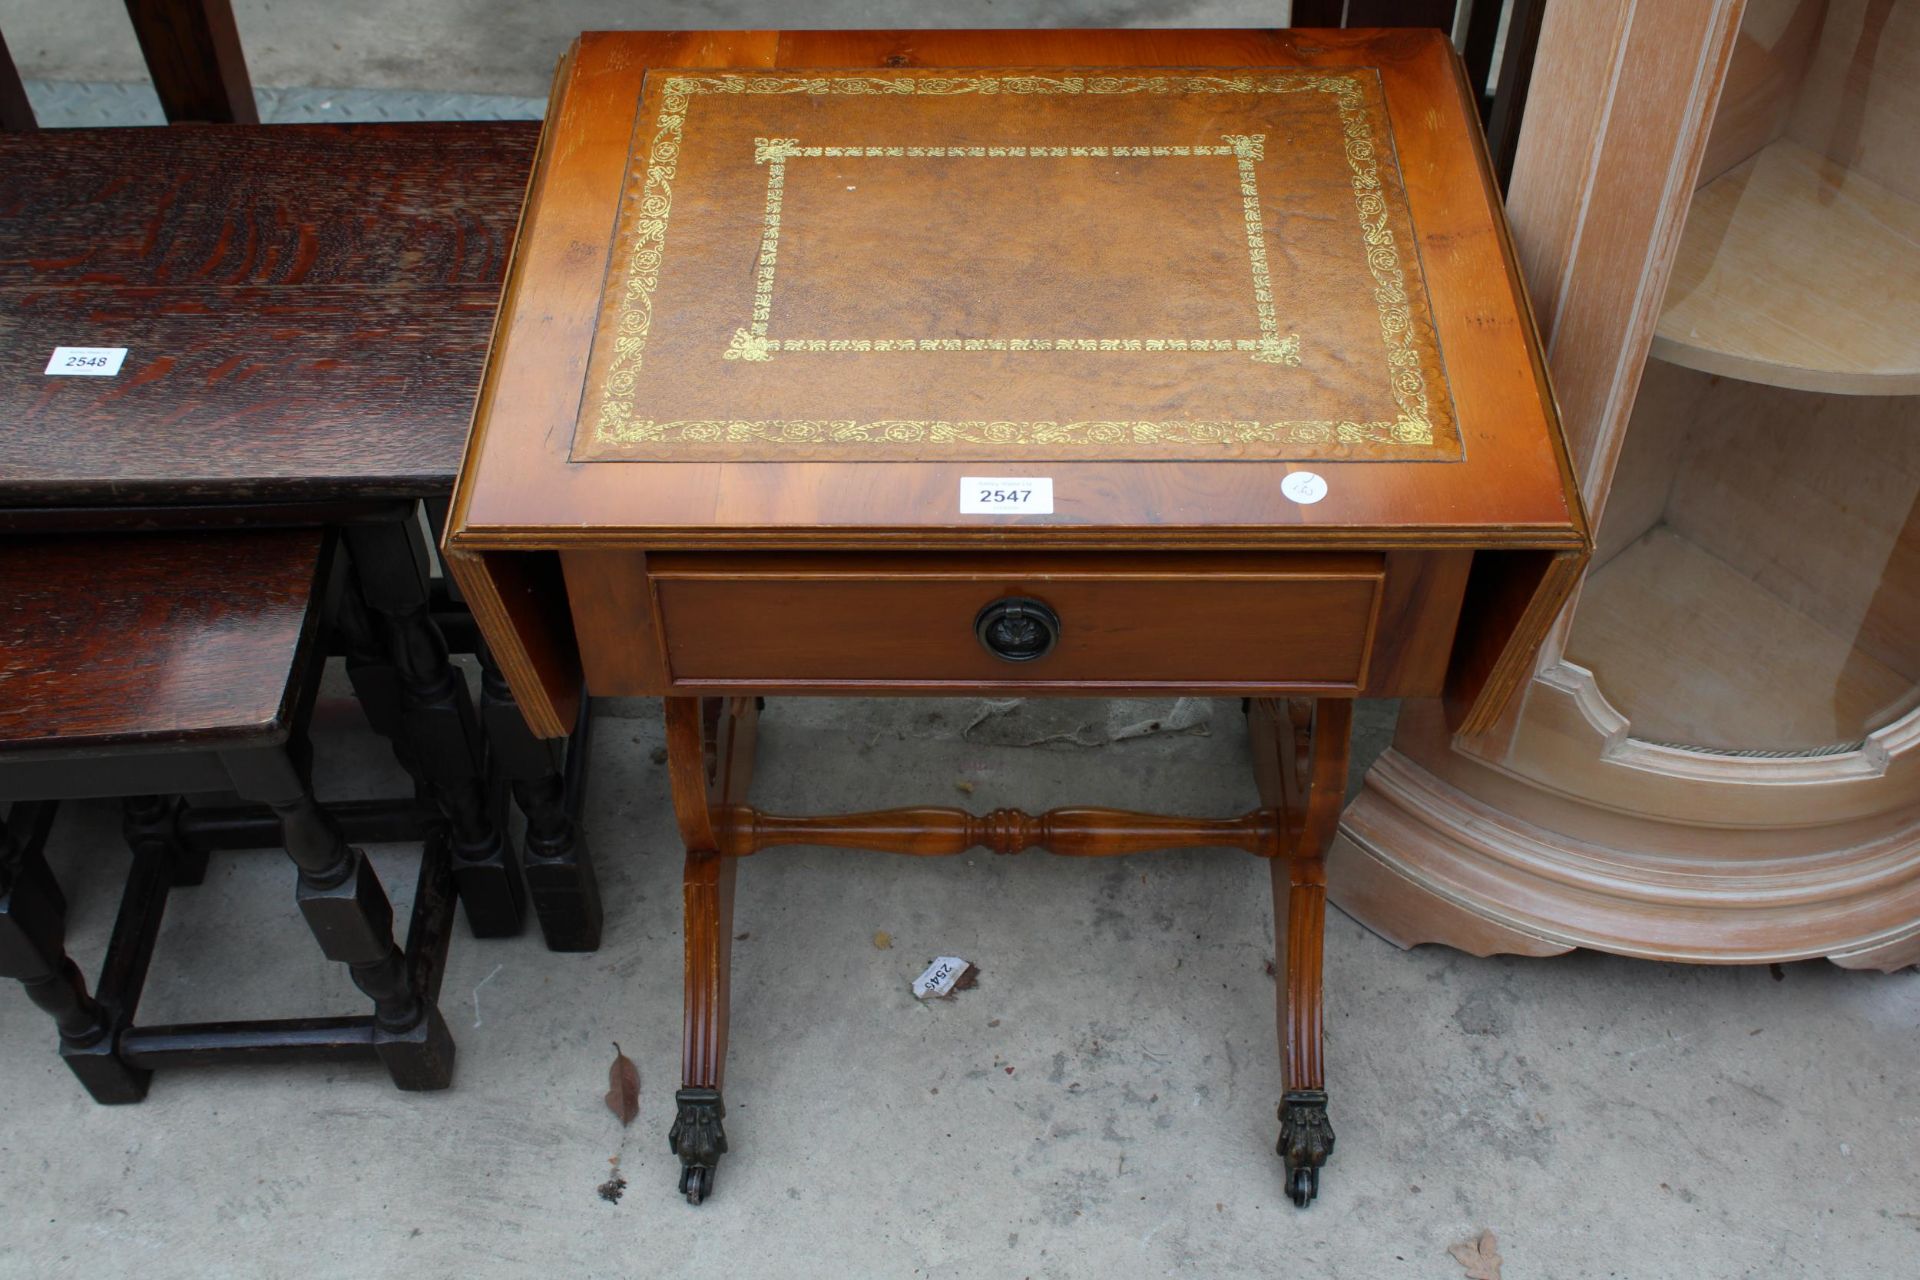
[0,122,538,508]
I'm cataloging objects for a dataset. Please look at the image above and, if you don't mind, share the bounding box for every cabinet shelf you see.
[1564,527,1918,753]
[1652,139,1920,395]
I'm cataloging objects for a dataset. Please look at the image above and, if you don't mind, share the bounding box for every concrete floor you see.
[1,1,1294,98]
[2,688,1917,1279]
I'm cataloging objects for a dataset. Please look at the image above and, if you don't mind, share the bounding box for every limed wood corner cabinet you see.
[445,28,1587,1207]
[1334,0,1920,971]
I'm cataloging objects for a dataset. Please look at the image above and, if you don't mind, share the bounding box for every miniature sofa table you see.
[446,28,1588,1206]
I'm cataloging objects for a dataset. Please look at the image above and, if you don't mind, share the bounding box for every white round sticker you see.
[1281,471,1328,505]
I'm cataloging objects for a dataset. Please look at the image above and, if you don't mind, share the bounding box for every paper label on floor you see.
[960,478,1052,514]
[44,346,128,377]
[912,956,972,1000]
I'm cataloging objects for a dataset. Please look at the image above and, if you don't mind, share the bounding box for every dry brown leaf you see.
[874,930,893,950]
[951,963,981,993]
[604,1042,640,1127]
[1449,1230,1502,1280]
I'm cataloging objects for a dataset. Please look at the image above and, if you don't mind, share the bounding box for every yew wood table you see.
[446,27,1589,1206]
[0,122,599,953]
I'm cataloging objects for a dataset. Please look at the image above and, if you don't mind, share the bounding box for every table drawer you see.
[642,552,1384,690]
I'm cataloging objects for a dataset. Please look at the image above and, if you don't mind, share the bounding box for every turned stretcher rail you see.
[713,804,1286,859]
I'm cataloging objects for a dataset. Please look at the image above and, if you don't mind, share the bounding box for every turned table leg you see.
[224,746,454,1091]
[331,557,422,789]
[0,808,149,1103]
[664,696,757,1204]
[1254,698,1352,1207]
[479,649,601,952]
[345,517,525,939]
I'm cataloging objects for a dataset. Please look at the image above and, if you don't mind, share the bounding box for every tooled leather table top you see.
[573,67,1459,465]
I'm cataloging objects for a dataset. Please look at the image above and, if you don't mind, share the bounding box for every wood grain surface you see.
[0,123,537,505]
[0,528,325,752]
[1653,139,1920,393]
[450,28,1585,547]
[566,548,1405,695]
[446,29,1590,741]
[712,803,1284,859]
[652,550,1382,688]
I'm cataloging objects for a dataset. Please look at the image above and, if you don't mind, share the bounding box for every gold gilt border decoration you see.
[603,419,1431,446]
[593,72,1436,452]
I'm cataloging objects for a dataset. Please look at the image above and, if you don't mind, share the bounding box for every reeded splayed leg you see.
[1253,698,1352,1207]
[672,850,735,1205]
[664,697,756,1204]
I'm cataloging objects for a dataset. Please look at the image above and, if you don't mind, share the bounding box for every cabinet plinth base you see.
[1332,745,1920,972]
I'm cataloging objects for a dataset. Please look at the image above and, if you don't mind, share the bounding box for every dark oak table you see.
[451,26,1588,1207]
[0,121,600,953]
[0,529,460,1100]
